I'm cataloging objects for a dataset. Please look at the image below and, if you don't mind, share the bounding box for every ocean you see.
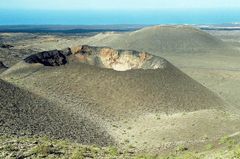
[1,9,240,25]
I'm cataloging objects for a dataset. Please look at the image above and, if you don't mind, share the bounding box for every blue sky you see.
[1,0,240,10]
[1,0,240,25]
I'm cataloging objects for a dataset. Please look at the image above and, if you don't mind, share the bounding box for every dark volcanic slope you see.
[85,25,233,55]
[26,62,224,118]
[0,79,113,146]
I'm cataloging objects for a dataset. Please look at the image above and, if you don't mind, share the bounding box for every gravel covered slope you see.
[0,79,114,146]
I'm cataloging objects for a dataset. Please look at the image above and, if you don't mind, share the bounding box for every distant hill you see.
[83,25,234,55]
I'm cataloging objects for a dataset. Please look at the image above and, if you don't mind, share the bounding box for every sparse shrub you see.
[89,145,101,154]
[219,135,230,144]
[129,145,135,149]
[1,135,239,159]
[107,146,119,156]
[41,135,50,141]
[30,144,55,157]
[176,145,188,152]
[178,152,200,159]
[227,139,237,149]
[134,154,158,159]
[56,140,69,149]
[233,146,240,158]
[219,135,237,149]
[112,124,118,128]
[70,148,84,159]
[205,144,214,150]
[182,112,186,116]
[4,144,18,152]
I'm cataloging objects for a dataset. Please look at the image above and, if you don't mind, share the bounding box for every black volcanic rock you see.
[24,49,71,66]
[0,44,14,49]
[0,61,8,69]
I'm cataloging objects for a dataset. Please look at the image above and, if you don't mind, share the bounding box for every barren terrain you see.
[0,25,240,158]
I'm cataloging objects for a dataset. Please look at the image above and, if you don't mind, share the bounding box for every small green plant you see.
[134,154,158,159]
[112,124,118,128]
[107,146,119,156]
[89,145,100,154]
[219,135,237,149]
[30,144,55,157]
[182,112,186,116]
[176,145,188,152]
[205,144,214,150]
[56,140,69,149]
[233,146,240,158]
[219,135,230,144]
[4,144,18,152]
[178,152,200,159]
[70,148,84,159]
[129,145,135,149]
[227,139,237,149]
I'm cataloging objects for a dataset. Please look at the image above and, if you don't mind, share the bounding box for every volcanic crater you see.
[24,45,168,71]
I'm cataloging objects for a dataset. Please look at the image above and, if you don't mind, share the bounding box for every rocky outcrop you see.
[70,45,167,71]
[24,49,71,66]
[23,45,167,71]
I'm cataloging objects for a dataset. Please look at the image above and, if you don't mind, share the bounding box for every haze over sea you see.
[1,9,240,25]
